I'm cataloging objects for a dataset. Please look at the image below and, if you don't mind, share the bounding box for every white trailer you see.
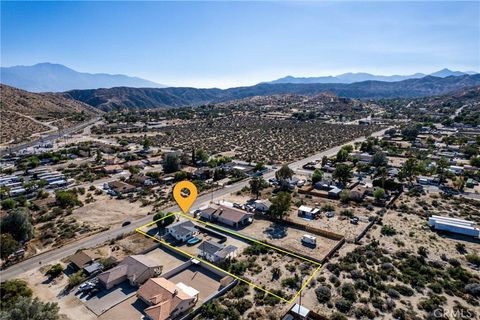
[301,234,317,246]
[428,215,480,238]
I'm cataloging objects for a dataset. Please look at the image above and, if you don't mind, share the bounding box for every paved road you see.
[0,127,390,280]
[0,117,102,155]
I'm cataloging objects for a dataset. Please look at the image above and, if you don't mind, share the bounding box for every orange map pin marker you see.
[173,181,198,213]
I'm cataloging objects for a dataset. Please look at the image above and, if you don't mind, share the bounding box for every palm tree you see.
[378,166,387,188]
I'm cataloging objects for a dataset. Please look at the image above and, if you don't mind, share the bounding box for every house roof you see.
[98,264,128,284]
[84,262,103,274]
[68,250,100,269]
[109,180,136,192]
[215,245,238,259]
[202,205,252,224]
[139,278,198,320]
[98,255,160,285]
[198,240,225,256]
[167,220,197,237]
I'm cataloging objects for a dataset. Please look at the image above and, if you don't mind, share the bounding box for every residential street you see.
[0,127,390,280]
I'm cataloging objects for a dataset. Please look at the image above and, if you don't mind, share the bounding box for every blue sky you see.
[1,1,479,88]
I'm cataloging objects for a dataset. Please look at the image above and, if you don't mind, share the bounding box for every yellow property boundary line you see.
[135,212,322,303]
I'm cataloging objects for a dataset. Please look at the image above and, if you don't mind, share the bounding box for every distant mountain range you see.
[63,74,480,111]
[0,63,165,92]
[267,68,478,84]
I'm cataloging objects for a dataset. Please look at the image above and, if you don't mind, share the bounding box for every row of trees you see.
[0,279,59,320]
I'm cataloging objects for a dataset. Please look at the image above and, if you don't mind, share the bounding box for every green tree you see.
[164,154,180,173]
[470,156,480,167]
[45,264,64,278]
[175,171,189,181]
[311,169,324,184]
[95,150,102,163]
[0,233,20,260]
[377,166,387,189]
[340,189,351,203]
[254,162,265,172]
[275,165,294,189]
[436,157,449,183]
[142,135,151,150]
[0,297,60,320]
[1,198,16,210]
[0,279,32,310]
[153,212,176,229]
[55,190,79,208]
[249,177,268,199]
[196,149,209,162]
[0,208,34,242]
[336,148,349,162]
[371,151,388,168]
[333,164,352,185]
[268,191,291,220]
[400,158,417,184]
[373,188,386,201]
[67,271,86,289]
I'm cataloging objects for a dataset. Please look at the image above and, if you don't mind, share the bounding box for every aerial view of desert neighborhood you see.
[1,2,479,320]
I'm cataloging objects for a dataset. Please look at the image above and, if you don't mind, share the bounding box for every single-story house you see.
[328,187,343,199]
[417,176,440,185]
[131,174,154,186]
[253,199,271,213]
[68,250,100,270]
[98,255,161,289]
[137,277,198,320]
[350,152,373,163]
[123,160,147,169]
[98,164,123,174]
[165,220,198,242]
[314,179,336,191]
[350,185,369,201]
[108,180,136,194]
[297,205,320,219]
[147,155,163,165]
[449,165,464,175]
[197,240,238,263]
[200,205,253,228]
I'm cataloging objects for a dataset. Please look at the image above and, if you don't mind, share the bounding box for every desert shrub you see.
[381,225,396,236]
[231,283,249,298]
[466,253,480,267]
[335,298,352,313]
[315,285,332,303]
[331,313,348,320]
[340,282,357,302]
[418,294,447,312]
[353,306,376,319]
[45,264,64,278]
[244,243,269,255]
[67,271,86,289]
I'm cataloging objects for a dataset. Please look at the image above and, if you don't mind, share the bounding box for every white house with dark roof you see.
[165,220,198,242]
[197,240,238,263]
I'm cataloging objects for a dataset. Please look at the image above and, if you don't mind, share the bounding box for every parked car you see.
[326,211,335,218]
[122,221,131,227]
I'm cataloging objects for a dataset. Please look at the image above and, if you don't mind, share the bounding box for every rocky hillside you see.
[0,84,100,144]
[63,74,480,111]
